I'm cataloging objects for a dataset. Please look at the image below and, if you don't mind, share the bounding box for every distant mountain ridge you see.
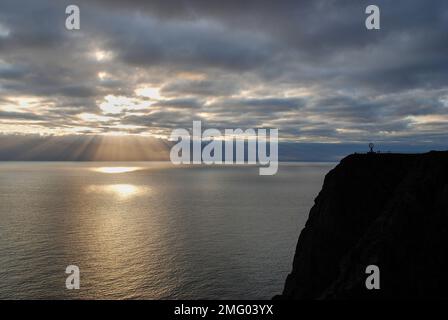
[279,151,448,299]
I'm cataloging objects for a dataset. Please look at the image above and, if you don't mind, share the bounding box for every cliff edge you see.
[279,151,448,299]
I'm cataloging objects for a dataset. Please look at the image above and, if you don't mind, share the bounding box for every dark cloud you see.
[84,0,448,89]
[123,109,198,129]
[161,79,240,97]
[153,98,203,109]
[0,110,45,121]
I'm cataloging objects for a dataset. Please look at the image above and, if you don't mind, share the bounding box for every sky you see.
[0,0,447,160]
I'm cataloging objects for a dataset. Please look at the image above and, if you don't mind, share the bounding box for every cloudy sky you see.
[0,0,447,160]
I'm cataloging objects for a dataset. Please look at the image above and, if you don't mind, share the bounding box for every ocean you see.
[0,162,334,299]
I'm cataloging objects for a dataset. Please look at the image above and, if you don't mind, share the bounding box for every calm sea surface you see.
[0,162,334,299]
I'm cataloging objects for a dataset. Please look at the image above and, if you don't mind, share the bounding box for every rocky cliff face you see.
[280,151,448,299]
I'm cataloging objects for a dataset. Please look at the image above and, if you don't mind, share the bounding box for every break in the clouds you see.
[0,0,448,155]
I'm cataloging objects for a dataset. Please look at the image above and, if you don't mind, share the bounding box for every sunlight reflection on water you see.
[86,184,148,199]
[93,167,142,174]
[0,162,334,299]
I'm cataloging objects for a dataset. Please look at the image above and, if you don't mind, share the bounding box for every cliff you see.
[279,151,448,299]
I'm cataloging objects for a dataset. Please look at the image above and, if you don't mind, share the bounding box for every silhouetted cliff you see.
[279,151,448,299]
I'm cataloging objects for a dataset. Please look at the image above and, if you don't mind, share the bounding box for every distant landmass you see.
[278,151,448,299]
